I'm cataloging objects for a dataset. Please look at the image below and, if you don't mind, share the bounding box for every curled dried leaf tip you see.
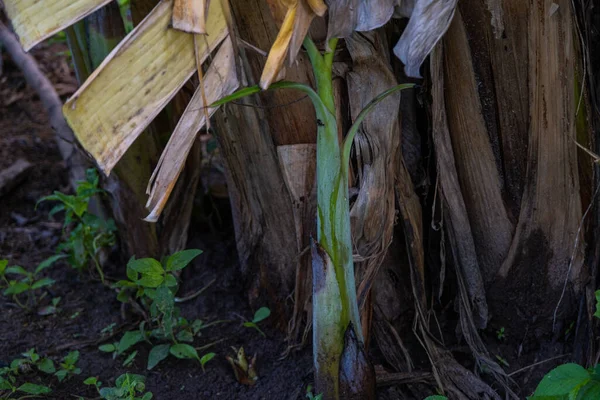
[260,0,327,89]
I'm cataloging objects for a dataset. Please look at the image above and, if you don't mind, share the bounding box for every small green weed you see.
[0,256,63,309]
[55,351,81,382]
[0,350,53,399]
[38,297,62,316]
[306,384,323,400]
[495,354,509,368]
[103,250,215,371]
[243,307,271,337]
[87,373,152,400]
[39,169,116,282]
[9,349,55,375]
[496,327,506,341]
[423,396,448,400]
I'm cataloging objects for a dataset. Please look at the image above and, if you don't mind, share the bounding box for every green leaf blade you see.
[170,344,199,361]
[533,364,590,397]
[128,258,164,275]
[252,307,271,323]
[35,255,66,274]
[116,331,145,355]
[31,277,55,290]
[166,249,203,272]
[147,344,170,370]
[18,383,52,394]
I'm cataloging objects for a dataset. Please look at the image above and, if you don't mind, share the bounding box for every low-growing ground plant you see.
[528,290,600,398]
[0,256,63,309]
[38,168,116,282]
[242,307,271,337]
[54,351,81,382]
[0,351,53,399]
[8,349,55,375]
[85,373,152,400]
[306,384,323,400]
[101,250,215,371]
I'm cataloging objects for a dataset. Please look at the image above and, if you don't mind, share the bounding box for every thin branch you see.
[508,354,571,377]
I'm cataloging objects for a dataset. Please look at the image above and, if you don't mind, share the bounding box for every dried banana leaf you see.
[3,0,113,51]
[63,0,228,174]
[145,38,238,221]
[394,0,457,78]
[326,0,396,40]
[173,0,210,34]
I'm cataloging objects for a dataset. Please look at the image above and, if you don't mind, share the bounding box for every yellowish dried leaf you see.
[173,0,210,34]
[260,0,324,89]
[145,38,239,222]
[63,0,228,174]
[306,0,327,16]
[3,0,113,51]
[260,4,297,90]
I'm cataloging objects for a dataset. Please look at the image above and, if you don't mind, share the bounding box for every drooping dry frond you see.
[145,38,239,222]
[260,0,326,89]
[63,0,228,175]
[394,0,457,77]
[326,0,396,40]
[173,0,211,34]
[3,0,113,51]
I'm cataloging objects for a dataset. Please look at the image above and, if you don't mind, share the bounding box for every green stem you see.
[92,256,105,284]
[303,37,337,114]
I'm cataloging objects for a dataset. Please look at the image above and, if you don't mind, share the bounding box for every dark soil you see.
[0,42,312,400]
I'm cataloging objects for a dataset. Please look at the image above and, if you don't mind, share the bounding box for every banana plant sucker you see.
[303,37,364,399]
[211,36,412,400]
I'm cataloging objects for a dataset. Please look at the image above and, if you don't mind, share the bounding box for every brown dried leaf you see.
[326,0,396,41]
[394,0,457,78]
[260,4,297,89]
[63,0,228,174]
[145,38,239,222]
[261,0,325,88]
[173,0,211,34]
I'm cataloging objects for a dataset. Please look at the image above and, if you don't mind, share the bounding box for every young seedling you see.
[494,354,509,368]
[243,307,271,337]
[98,373,153,400]
[1,256,63,309]
[199,353,215,373]
[496,327,506,341]
[55,351,81,382]
[84,376,102,395]
[0,374,52,400]
[306,384,323,400]
[38,296,62,316]
[0,354,52,399]
[226,347,258,386]
[167,343,214,372]
[123,351,138,367]
[11,348,56,375]
[38,168,116,283]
